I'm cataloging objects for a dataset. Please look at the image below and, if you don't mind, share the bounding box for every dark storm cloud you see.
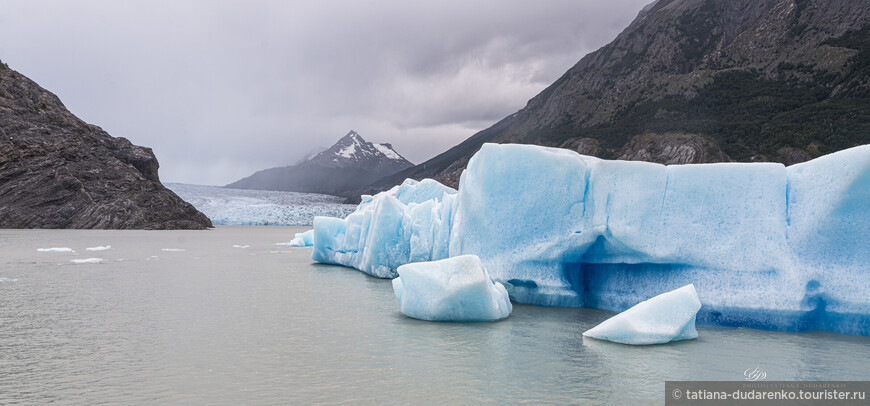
[0,0,651,185]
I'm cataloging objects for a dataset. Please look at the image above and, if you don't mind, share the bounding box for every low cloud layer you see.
[0,0,651,185]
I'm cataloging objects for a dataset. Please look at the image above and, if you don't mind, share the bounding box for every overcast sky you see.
[0,0,651,185]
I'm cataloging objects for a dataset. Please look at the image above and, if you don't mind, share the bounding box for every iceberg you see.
[37,247,75,253]
[392,255,512,321]
[583,284,701,345]
[288,230,314,247]
[311,143,870,336]
[86,245,112,251]
[70,258,105,264]
[311,178,457,278]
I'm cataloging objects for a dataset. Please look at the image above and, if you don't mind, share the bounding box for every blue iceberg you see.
[583,284,701,345]
[311,143,870,336]
[392,254,512,322]
[312,178,456,278]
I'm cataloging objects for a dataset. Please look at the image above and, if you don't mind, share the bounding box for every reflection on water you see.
[1,226,868,405]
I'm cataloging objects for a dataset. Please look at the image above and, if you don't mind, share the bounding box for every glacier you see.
[167,183,356,226]
[392,255,512,322]
[310,143,870,336]
[583,284,701,345]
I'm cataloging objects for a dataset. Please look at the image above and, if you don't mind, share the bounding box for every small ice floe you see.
[288,230,314,247]
[232,245,250,249]
[37,247,75,253]
[70,258,106,264]
[146,256,159,261]
[583,284,701,345]
[273,242,294,246]
[161,248,186,252]
[86,245,112,251]
[392,255,512,322]
[0,277,18,282]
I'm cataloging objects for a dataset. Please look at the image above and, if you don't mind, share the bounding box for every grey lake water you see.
[1,226,868,405]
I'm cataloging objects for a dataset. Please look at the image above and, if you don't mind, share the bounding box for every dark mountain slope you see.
[363,0,870,194]
[0,62,212,229]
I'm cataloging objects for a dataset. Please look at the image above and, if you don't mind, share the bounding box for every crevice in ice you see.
[506,279,538,289]
[660,169,670,216]
[785,175,791,227]
[581,167,592,217]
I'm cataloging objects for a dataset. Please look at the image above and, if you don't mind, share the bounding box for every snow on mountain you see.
[374,143,402,160]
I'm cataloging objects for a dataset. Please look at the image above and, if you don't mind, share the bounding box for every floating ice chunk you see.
[232,245,250,249]
[86,245,112,251]
[161,248,186,252]
[288,230,314,247]
[71,258,106,264]
[0,277,17,282]
[392,255,512,322]
[37,247,75,253]
[583,284,701,345]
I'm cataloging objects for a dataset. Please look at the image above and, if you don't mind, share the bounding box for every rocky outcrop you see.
[559,137,602,157]
[0,62,212,229]
[617,133,729,164]
[367,0,870,190]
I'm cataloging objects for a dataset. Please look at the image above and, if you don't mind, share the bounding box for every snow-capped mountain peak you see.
[335,131,367,159]
[227,130,414,198]
[310,131,412,170]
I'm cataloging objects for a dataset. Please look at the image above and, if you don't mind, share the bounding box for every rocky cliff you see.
[367,0,870,194]
[0,63,212,229]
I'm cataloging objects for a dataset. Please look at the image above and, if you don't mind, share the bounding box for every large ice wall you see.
[311,143,870,335]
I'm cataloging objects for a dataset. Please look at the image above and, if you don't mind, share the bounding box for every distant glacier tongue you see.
[311,143,870,336]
